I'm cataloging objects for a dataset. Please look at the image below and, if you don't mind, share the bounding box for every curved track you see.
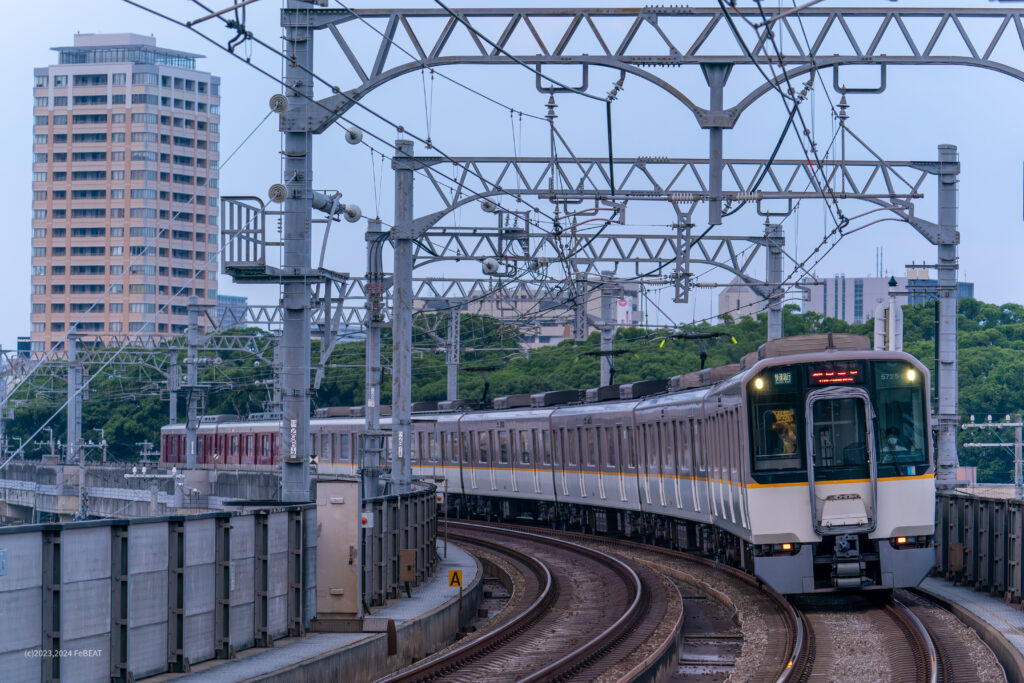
[382,522,646,682]
[789,594,937,682]
[468,523,805,683]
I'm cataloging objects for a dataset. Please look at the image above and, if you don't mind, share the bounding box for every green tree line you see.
[6,300,1022,482]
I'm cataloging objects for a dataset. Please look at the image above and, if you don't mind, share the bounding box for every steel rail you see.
[377,527,554,682]
[890,598,939,683]
[479,520,806,683]
[445,520,646,682]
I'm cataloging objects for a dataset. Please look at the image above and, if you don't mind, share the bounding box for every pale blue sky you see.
[2,0,1023,348]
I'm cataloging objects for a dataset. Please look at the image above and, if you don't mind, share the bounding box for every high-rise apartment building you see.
[30,33,220,350]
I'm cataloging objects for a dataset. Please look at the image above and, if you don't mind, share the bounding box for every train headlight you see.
[905,369,917,382]
[896,536,907,545]
[781,542,792,551]
[754,377,765,391]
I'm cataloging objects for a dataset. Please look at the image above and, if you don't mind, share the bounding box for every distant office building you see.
[30,33,220,350]
[717,276,767,323]
[215,294,247,327]
[803,269,974,325]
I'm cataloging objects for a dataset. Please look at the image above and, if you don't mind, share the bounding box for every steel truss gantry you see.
[255,2,1024,496]
[300,5,1024,129]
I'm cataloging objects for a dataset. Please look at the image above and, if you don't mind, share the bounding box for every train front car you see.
[743,350,935,594]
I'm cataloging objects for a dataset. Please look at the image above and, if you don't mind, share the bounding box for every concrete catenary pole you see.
[67,333,82,463]
[766,223,784,341]
[0,357,8,455]
[362,219,386,499]
[446,306,461,401]
[279,3,314,501]
[391,139,415,491]
[168,358,178,425]
[185,295,199,470]
[934,144,960,488]
[1016,415,1023,499]
[599,274,618,387]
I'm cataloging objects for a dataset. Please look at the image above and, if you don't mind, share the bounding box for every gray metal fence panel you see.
[60,526,111,683]
[127,522,169,678]
[267,512,289,639]
[0,531,43,681]
[229,514,255,651]
[184,517,216,665]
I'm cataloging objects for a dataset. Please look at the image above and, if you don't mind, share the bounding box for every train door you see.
[488,429,499,491]
[805,388,878,535]
[669,420,682,509]
[497,428,512,493]
[680,419,696,513]
[692,419,706,514]
[609,426,626,503]
[556,428,569,496]
[572,427,586,498]
[636,424,650,505]
[735,408,749,528]
[653,422,666,507]
[540,428,557,499]
[520,429,538,494]
[725,411,737,524]
[467,430,479,490]
[476,431,493,491]
[586,427,604,500]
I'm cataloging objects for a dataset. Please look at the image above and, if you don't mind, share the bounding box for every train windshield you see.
[749,366,803,472]
[872,361,928,468]
[748,359,930,482]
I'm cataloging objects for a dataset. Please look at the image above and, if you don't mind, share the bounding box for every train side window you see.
[477,431,489,464]
[460,433,469,464]
[519,430,531,465]
[231,435,239,460]
[648,424,658,468]
[341,434,350,462]
[692,422,703,471]
[554,429,564,466]
[751,405,802,471]
[428,433,438,463]
[197,436,204,460]
[664,422,674,472]
[678,421,690,473]
[567,429,579,466]
[622,426,636,469]
[542,430,552,466]
[604,427,617,469]
[585,428,597,468]
[498,430,510,464]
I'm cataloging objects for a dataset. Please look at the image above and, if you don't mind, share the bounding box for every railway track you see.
[464,522,805,683]
[381,521,649,682]
[793,596,934,682]
[387,520,999,682]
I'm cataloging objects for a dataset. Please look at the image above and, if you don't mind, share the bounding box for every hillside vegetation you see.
[7,299,1023,482]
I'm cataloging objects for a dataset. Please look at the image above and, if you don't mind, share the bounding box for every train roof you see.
[162,334,910,433]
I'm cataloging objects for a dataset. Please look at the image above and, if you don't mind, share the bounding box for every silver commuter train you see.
[161,334,936,594]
